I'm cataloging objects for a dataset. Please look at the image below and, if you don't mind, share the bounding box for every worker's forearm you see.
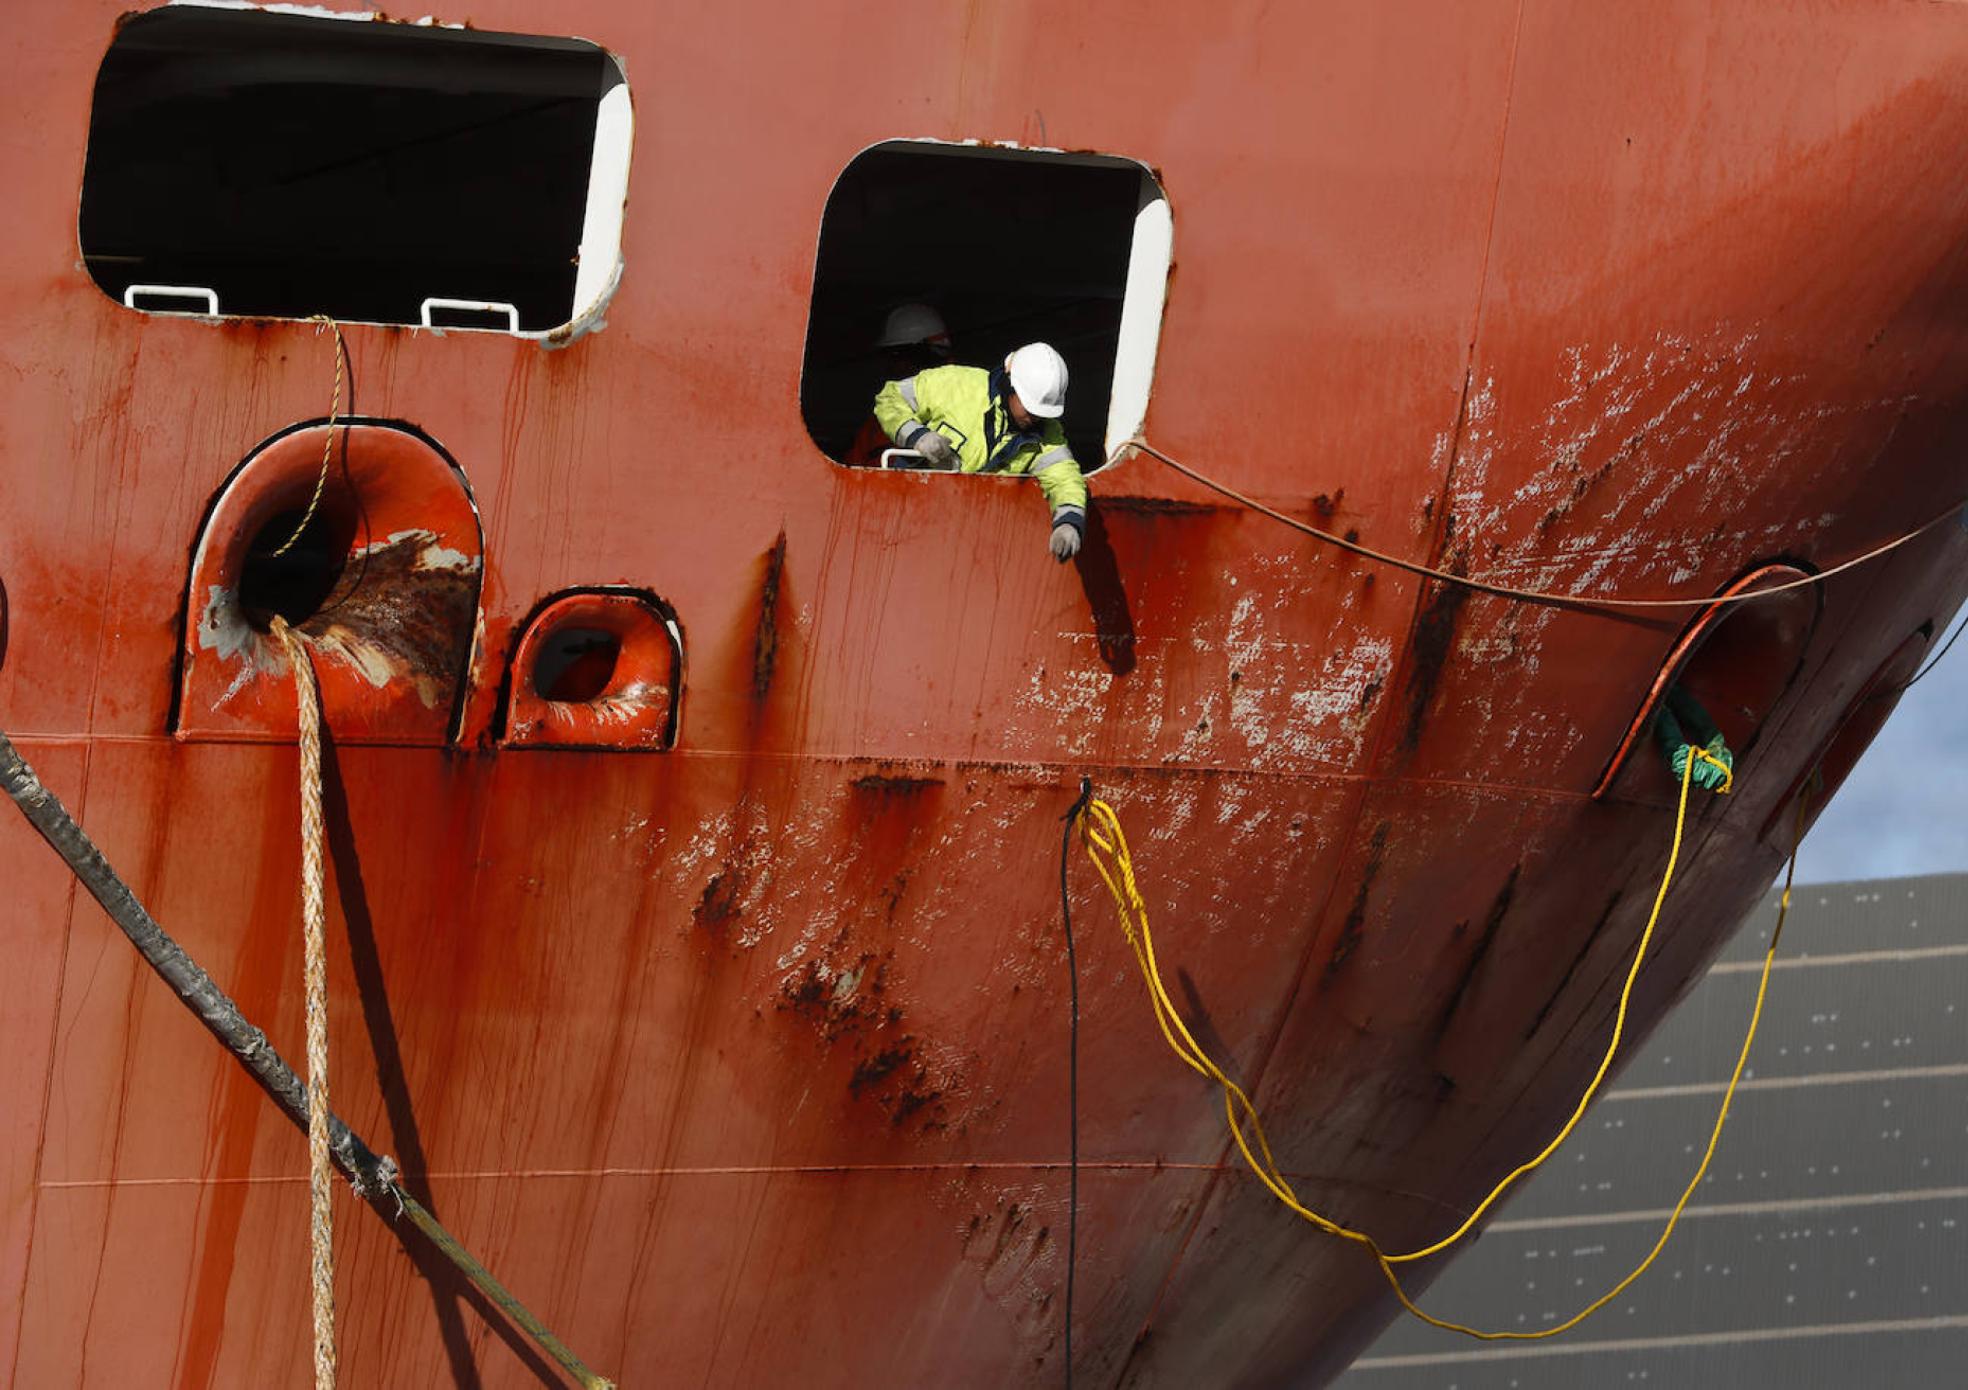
[1034,455,1088,527]
[873,378,928,445]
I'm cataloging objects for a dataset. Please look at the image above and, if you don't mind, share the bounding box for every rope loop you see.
[265,316,347,559]
[1073,742,1797,1341]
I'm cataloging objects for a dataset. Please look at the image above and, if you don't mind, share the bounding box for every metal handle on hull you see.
[420,296,521,332]
[122,283,219,315]
[879,447,957,471]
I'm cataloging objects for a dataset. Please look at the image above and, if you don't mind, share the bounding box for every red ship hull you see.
[4,3,1968,1386]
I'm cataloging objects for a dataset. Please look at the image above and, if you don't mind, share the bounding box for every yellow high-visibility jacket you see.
[872,364,1088,535]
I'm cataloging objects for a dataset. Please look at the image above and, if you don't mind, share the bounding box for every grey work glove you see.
[911,428,957,469]
[1050,522,1082,562]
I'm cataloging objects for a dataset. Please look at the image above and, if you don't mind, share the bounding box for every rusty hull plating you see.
[5,3,1968,1388]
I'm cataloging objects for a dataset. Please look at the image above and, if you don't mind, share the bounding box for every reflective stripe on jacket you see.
[872,364,1088,530]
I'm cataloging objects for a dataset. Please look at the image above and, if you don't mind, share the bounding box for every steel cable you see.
[1057,777,1094,1388]
[1127,438,1964,616]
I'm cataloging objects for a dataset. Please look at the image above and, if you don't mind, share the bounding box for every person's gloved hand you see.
[912,429,957,469]
[1050,522,1082,562]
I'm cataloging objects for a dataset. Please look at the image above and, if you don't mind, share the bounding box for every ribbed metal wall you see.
[1340,873,1968,1388]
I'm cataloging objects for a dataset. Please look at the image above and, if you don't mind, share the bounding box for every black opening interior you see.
[801,143,1149,469]
[532,627,621,703]
[80,8,622,330]
[238,504,353,632]
[1672,591,1817,756]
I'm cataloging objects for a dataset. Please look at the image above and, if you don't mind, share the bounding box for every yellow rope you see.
[266,316,347,559]
[273,616,337,1387]
[1126,438,1965,615]
[1077,743,1791,1340]
[1386,744,1728,1262]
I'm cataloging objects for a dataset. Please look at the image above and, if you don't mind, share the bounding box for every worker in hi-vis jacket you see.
[873,341,1088,562]
[844,302,957,467]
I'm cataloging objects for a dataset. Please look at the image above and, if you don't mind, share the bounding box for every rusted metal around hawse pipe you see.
[0,726,615,1390]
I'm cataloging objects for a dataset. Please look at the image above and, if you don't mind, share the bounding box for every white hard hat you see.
[878,302,950,349]
[1005,342,1068,419]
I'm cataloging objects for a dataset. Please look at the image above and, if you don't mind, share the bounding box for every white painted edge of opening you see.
[1106,184,1172,460]
[170,1,460,26]
[560,81,634,345]
[663,613,686,740]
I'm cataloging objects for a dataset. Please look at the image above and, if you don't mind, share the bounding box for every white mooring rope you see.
[273,616,337,1389]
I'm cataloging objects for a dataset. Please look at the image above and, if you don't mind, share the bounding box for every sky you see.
[1791,613,1968,884]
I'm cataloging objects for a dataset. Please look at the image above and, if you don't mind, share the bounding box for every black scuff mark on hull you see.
[849,1038,916,1097]
[750,529,787,700]
[1097,496,1218,517]
[1525,889,1625,1039]
[693,869,744,933]
[1398,560,1471,753]
[850,771,943,798]
[1325,821,1391,981]
[1432,863,1521,1044]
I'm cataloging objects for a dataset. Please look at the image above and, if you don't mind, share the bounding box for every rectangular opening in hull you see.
[801,141,1171,471]
[79,5,629,336]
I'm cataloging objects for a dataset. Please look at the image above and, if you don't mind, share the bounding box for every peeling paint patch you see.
[693,870,744,932]
[306,529,478,706]
[848,1040,913,1096]
[779,948,894,1042]
[1441,329,1893,603]
[776,938,953,1132]
[196,584,267,666]
[684,797,778,946]
[196,528,479,709]
[851,771,943,798]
